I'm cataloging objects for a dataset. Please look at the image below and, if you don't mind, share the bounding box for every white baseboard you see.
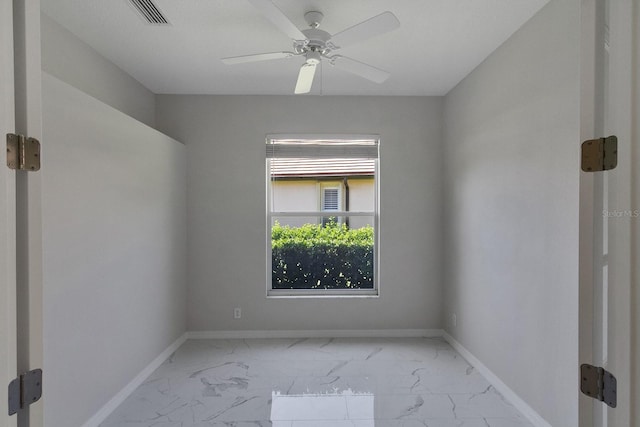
[81,332,188,427]
[187,329,443,340]
[442,331,551,427]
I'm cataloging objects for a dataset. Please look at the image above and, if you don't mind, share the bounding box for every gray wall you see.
[156,95,444,332]
[40,13,156,128]
[41,73,187,427]
[442,1,580,426]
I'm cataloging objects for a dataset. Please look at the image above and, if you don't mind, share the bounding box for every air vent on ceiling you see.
[128,0,170,25]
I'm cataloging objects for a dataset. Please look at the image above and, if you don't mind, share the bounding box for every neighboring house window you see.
[321,186,341,211]
[320,183,342,226]
[266,135,379,296]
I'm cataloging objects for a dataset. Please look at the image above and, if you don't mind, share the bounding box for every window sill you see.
[267,290,379,299]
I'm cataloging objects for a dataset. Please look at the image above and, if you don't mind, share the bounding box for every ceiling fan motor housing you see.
[300,28,332,55]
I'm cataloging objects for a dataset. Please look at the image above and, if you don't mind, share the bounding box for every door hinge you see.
[581,135,617,172]
[7,369,42,416]
[580,364,617,408]
[6,133,40,171]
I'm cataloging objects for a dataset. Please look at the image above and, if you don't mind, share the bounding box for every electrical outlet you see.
[452,313,457,327]
[234,308,242,319]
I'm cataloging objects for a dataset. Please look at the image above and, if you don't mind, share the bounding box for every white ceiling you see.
[41,0,549,96]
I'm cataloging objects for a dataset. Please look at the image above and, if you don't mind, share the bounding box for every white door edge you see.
[1,0,17,425]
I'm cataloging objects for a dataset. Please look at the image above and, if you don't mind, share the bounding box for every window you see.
[320,183,342,226]
[266,135,379,296]
[321,186,341,211]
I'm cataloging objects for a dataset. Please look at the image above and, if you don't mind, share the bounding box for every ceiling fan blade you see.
[221,51,295,65]
[294,63,317,94]
[331,56,390,84]
[330,11,400,49]
[247,0,307,41]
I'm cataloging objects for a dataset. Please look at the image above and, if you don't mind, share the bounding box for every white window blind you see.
[266,138,379,159]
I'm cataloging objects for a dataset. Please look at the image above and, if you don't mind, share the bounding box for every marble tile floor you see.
[100,337,534,427]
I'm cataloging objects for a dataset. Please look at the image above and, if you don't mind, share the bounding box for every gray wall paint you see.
[40,14,156,128]
[41,73,187,427]
[156,95,443,332]
[442,1,580,426]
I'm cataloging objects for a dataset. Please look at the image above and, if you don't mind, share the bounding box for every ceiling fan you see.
[221,0,401,94]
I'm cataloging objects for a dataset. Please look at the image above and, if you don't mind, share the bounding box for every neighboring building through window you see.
[266,136,379,296]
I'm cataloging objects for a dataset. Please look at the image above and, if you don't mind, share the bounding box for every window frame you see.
[266,134,380,298]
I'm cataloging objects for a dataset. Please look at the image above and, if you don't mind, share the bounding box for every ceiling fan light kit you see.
[222,0,400,94]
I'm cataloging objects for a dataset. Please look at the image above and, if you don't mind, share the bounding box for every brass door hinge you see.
[581,135,617,172]
[6,133,40,171]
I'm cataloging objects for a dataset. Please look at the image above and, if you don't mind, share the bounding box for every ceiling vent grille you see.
[128,0,169,25]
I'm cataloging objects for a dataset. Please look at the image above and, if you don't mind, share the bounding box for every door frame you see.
[12,0,44,426]
[579,0,638,426]
[1,0,18,425]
